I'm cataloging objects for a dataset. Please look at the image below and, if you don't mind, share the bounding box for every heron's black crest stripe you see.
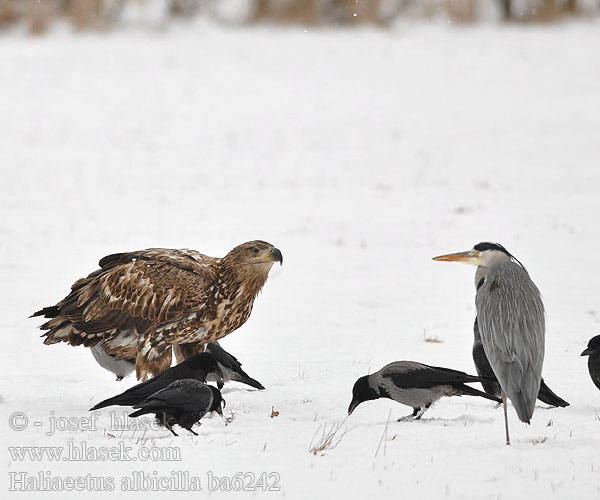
[477,277,485,290]
[474,242,511,255]
[474,242,529,275]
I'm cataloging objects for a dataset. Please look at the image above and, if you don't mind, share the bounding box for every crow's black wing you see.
[90,367,183,410]
[206,342,264,390]
[382,361,482,390]
[132,379,212,414]
[537,379,569,407]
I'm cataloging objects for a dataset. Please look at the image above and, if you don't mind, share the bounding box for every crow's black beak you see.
[215,366,225,387]
[348,398,360,416]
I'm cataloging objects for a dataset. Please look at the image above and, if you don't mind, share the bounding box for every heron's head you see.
[432,242,513,268]
[348,375,380,415]
[581,335,600,357]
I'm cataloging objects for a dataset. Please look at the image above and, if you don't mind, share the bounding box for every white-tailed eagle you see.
[32,240,282,380]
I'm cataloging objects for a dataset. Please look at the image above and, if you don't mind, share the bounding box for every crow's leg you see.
[166,423,179,437]
[414,403,431,420]
[398,407,421,422]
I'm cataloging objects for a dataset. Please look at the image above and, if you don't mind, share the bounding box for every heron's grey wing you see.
[476,262,545,422]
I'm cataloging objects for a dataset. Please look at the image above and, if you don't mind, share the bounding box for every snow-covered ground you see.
[1,20,600,499]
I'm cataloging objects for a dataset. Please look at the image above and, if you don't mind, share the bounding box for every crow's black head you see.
[348,375,380,415]
[186,352,224,384]
[209,386,225,416]
[581,335,600,357]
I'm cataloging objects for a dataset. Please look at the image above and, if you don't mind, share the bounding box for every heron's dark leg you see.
[187,426,199,436]
[502,391,510,446]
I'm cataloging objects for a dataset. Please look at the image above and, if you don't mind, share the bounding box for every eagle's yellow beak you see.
[432,250,479,265]
[256,247,283,265]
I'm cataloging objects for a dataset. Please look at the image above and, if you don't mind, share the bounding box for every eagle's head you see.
[221,241,282,292]
[225,240,282,268]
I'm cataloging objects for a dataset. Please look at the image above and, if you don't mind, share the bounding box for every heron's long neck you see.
[475,266,488,290]
[474,252,512,289]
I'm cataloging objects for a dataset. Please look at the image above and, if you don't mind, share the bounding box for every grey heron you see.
[581,335,600,391]
[348,361,501,420]
[433,242,545,445]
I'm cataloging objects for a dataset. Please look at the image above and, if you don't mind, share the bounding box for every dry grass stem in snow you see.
[309,418,354,456]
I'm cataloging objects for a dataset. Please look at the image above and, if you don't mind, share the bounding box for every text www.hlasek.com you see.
[8,441,180,462]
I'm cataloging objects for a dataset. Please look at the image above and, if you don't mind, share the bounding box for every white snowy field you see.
[1,20,600,500]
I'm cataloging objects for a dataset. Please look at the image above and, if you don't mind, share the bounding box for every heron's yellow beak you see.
[432,250,479,265]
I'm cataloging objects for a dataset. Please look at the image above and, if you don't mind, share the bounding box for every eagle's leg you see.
[136,341,173,381]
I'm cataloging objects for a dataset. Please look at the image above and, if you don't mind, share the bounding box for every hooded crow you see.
[129,379,225,436]
[581,335,600,391]
[348,361,501,420]
[205,341,265,390]
[473,318,569,407]
[90,352,223,410]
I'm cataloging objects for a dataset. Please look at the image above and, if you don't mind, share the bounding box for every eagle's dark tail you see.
[30,306,59,318]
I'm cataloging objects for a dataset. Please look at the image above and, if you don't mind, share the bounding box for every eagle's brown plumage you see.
[32,240,282,380]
